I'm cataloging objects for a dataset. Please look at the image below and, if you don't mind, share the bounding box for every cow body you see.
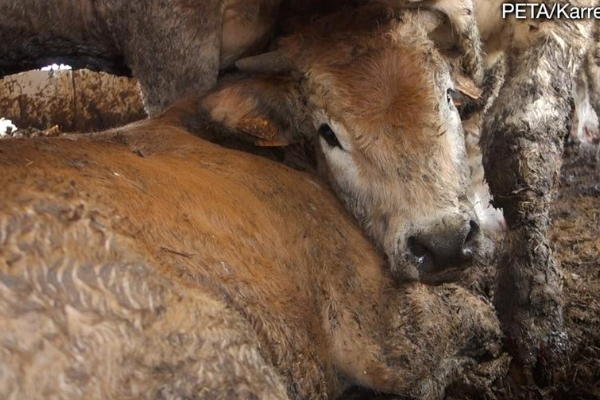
[0,120,505,399]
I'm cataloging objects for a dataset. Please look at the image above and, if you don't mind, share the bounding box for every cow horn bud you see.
[236,51,292,73]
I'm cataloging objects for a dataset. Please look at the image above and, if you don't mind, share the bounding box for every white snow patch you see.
[40,64,72,71]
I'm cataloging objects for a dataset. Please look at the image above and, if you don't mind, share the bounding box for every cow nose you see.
[407,219,480,271]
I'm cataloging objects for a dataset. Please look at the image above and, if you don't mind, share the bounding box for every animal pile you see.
[0,0,597,399]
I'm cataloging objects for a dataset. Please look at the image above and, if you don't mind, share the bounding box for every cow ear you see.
[202,76,304,147]
[449,70,484,120]
[454,73,482,102]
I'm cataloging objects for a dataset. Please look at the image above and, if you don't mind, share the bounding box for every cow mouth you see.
[417,264,470,285]
[389,250,475,285]
[417,252,473,284]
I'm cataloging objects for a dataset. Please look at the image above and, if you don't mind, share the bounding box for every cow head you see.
[197,4,483,284]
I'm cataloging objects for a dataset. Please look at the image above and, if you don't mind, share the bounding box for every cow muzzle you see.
[393,213,482,284]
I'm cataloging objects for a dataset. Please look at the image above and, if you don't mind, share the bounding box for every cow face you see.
[202,5,483,284]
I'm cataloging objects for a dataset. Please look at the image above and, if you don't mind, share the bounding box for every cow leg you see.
[430,0,484,84]
[480,9,594,388]
[0,0,223,116]
[378,0,483,83]
[125,0,223,116]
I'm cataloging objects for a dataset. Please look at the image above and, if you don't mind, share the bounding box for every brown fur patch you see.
[327,46,439,162]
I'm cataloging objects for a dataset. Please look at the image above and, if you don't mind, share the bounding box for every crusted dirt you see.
[550,142,600,400]
[0,69,146,133]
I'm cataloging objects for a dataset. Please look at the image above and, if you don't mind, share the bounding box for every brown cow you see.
[0,90,507,400]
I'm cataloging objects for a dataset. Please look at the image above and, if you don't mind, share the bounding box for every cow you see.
[0,0,281,115]
[0,76,508,400]
[0,5,512,397]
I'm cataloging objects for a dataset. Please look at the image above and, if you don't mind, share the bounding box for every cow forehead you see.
[306,43,447,166]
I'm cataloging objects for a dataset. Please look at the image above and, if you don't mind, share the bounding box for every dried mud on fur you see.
[468,141,600,400]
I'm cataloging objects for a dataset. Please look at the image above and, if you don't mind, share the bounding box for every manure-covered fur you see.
[0,110,508,399]
[478,0,596,385]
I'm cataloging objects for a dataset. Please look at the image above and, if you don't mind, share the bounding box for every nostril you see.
[464,220,480,245]
[470,219,480,234]
[407,218,481,275]
[407,236,430,259]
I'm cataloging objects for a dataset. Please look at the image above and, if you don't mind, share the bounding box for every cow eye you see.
[319,124,343,149]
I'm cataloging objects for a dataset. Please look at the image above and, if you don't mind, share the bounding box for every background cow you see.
[0,0,486,115]
[0,0,280,114]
